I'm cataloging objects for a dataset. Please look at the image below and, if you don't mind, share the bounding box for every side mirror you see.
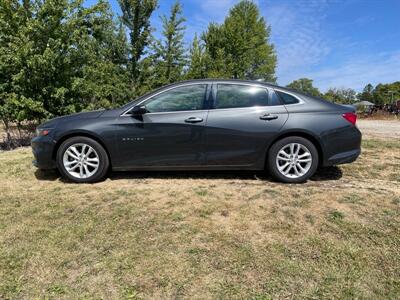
[130,105,147,116]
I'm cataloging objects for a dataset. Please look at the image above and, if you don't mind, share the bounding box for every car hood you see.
[39,110,105,128]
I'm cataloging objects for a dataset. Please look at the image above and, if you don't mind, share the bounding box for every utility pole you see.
[387,90,394,104]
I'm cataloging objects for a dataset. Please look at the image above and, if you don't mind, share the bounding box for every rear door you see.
[204,83,288,168]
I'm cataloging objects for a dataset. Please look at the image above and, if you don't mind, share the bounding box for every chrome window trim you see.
[137,109,210,116]
[212,82,305,110]
[212,82,275,111]
[120,82,305,116]
[207,105,273,113]
[120,83,210,116]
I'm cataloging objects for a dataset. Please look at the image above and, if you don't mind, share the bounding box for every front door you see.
[114,84,210,168]
[205,83,288,168]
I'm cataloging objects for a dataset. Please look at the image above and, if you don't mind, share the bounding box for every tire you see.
[56,136,109,183]
[268,136,319,183]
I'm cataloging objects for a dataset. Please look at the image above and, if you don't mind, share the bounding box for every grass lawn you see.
[0,139,399,299]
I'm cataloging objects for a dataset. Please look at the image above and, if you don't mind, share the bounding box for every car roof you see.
[172,78,277,88]
[168,79,302,94]
[119,79,303,111]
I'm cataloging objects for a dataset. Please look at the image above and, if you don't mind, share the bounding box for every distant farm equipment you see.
[355,100,399,118]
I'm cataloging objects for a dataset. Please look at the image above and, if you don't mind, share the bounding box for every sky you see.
[86,0,400,92]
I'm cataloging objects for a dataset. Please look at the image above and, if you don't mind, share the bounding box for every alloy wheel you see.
[62,143,100,179]
[275,143,312,179]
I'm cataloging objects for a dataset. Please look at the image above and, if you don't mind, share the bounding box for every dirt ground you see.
[0,119,399,299]
[357,119,400,139]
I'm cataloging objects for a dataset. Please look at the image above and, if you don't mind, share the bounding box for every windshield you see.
[119,85,176,111]
[119,98,141,111]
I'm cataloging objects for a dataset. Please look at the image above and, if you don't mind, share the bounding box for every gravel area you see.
[357,119,400,139]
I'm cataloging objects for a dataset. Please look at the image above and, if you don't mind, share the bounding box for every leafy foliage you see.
[150,1,186,86]
[324,88,357,104]
[186,34,206,80]
[287,78,321,97]
[371,82,400,105]
[223,0,276,81]
[118,0,158,84]
[201,1,276,81]
[4,0,397,148]
[0,0,133,122]
[357,83,374,102]
[201,23,229,78]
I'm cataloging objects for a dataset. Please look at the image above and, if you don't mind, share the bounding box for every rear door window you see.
[215,84,270,109]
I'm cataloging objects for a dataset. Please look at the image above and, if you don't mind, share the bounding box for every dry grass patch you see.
[0,139,399,299]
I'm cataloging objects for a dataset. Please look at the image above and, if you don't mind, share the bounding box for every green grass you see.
[0,139,399,299]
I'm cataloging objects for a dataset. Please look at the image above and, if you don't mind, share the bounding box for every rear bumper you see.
[325,148,361,166]
[31,136,57,169]
[322,125,362,167]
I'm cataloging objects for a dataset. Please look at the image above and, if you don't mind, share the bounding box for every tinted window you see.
[216,84,269,109]
[145,85,207,113]
[269,91,282,106]
[276,91,299,105]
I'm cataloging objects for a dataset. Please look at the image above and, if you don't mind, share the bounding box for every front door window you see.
[145,84,207,113]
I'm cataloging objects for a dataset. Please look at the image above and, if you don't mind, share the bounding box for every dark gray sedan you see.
[32,79,361,183]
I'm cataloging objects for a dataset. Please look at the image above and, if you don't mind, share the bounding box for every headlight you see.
[36,128,51,136]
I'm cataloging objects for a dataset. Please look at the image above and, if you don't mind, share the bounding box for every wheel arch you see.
[266,130,324,167]
[52,131,112,167]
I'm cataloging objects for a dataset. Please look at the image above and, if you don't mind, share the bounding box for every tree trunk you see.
[2,119,12,149]
[17,121,22,142]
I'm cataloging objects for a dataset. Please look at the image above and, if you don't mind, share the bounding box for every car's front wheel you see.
[56,136,109,183]
[268,136,319,183]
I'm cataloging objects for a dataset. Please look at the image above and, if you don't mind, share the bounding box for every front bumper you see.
[31,135,57,169]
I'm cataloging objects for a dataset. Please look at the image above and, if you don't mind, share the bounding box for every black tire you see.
[268,136,319,183]
[56,136,109,183]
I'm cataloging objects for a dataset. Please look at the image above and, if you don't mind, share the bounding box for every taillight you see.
[342,112,357,125]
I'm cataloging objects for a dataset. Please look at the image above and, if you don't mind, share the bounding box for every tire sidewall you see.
[56,136,109,183]
[268,136,319,183]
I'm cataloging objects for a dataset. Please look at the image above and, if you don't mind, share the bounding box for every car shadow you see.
[34,166,342,182]
[34,169,60,181]
[311,166,343,181]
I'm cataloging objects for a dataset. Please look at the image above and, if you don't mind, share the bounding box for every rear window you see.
[276,91,299,105]
[216,84,269,109]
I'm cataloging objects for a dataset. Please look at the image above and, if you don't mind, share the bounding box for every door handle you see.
[185,117,203,123]
[259,114,278,121]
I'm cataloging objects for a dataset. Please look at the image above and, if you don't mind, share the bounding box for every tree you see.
[0,0,283,149]
[150,1,186,86]
[222,0,276,81]
[324,88,357,104]
[0,0,132,145]
[186,33,206,79]
[71,5,133,109]
[357,83,374,102]
[118,0,158,83]
[286,78,321,97]
[201,23,228,78]
[372,82,400,105]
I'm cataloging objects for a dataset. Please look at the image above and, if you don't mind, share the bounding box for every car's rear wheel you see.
[56,136,109,183]
[268,136,318,183]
